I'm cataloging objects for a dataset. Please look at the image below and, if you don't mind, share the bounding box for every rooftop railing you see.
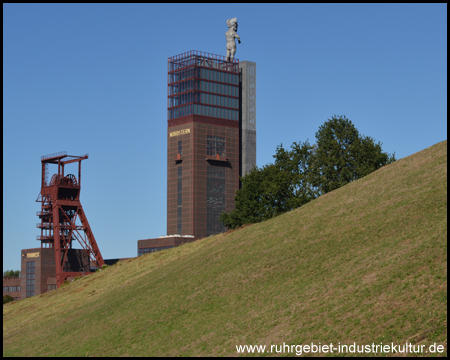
[168,50,239,73]
[41,151,67,161]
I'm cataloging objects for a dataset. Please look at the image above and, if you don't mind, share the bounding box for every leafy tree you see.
[220,164,274,229]
[3,270,20,277]
[221,115,395,229]
[309,115,395,194]
[221,141,316,229]
[271,140,317,210]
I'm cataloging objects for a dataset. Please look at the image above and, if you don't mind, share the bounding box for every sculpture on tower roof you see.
[226,17,241,62]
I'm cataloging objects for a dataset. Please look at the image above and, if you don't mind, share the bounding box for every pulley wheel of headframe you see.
[49,174,61,185]
[65,174,77,186]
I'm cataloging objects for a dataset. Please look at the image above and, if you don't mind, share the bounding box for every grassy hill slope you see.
[3,141,447,357]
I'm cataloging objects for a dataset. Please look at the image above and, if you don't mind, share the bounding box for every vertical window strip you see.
[26,261,35,298]
[206,166,226,236]
[177,166,182,234]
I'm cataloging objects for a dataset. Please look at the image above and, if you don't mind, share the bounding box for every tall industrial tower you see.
[166,51,256,239]
[36,152,104,287]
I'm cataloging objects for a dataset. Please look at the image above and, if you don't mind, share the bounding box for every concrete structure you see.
[137,50,256,255]
[239,61,257,176]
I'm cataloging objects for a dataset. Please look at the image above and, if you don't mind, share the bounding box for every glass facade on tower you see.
[167,53,240,121]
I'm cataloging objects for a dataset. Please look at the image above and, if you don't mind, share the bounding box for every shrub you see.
[60,280,70,288]
[3,295,14,304]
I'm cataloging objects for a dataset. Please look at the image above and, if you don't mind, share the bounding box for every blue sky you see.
[3,4,447,272]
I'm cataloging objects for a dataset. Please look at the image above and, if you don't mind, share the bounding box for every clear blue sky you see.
[3,4,447,272]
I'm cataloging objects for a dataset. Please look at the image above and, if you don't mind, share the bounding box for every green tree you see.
[221,141,316,229]
[221,115,395,229]
[3,270,20,277]
[271,140,317,210]
[310,115,395,194]
[220,164,273,229]
[3,295,14,304]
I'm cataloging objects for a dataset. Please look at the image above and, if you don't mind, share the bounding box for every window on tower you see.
[177,166,182,234]
[207,135,226,157]
[26,261,35,298]
[206,166,226,236]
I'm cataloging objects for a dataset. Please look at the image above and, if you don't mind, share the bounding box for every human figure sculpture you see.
[226,17,240,62]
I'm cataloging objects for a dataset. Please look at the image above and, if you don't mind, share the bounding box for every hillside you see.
[3,141,447,357]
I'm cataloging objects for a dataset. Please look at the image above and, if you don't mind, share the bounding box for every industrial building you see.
[137,50,256,254]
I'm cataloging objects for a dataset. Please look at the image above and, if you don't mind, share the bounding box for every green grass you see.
[3,141,447,357]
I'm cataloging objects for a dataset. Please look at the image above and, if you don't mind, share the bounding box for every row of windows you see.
[168,79,196,96]
[168,104,239,121]
[207,135,226,157]
[168,67,239,87]
[201,80,238,97]
[26,279,35,285]
[26,285,35,292]
[169,91,196,108]
[206,166,226,236]
[169,104,194,119]
[200,68,239,85]
[47,284,57,291]
[138,246,175,256]
[178,140,183,156]
[201,92,238,109]
[168,88,238,109]
[168,67,196,84]
[196,104,239,121]
[26,291,35,298]
[3,286,20,292]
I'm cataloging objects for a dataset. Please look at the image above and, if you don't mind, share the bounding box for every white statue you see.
[226,17,241,62]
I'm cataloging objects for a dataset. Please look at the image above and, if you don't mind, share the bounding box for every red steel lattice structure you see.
[36,152,104,287]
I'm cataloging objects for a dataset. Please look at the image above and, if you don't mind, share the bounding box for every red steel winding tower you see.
[36,152,104,287]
